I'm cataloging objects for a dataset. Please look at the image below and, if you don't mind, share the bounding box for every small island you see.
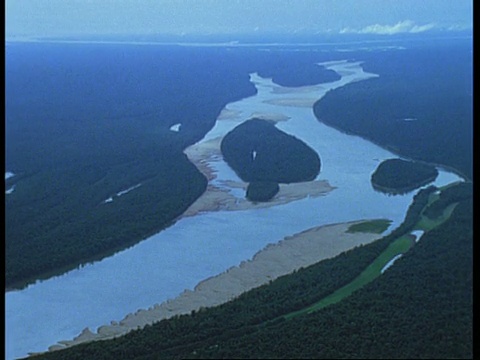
[371,158,438,195]
[245,181,280,202]
[221,118,321,201]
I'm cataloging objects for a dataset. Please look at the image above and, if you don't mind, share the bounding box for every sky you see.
[5,0,473,39]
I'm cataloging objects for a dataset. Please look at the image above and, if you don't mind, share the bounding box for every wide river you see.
[5,59,462,360]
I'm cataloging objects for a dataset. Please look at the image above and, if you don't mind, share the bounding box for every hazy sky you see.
[6,0,473,39]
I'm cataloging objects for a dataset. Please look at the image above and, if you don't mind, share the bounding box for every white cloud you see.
[340,20,436,35]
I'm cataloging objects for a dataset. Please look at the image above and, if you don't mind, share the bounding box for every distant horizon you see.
[6,0,472,41]
[5,28,473,44]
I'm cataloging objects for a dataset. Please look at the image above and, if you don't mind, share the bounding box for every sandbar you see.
[46,220,382,352]
[182,135,335,218]
[263,97,321,108]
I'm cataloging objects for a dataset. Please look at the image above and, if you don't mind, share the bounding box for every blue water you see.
[5,42,465,360]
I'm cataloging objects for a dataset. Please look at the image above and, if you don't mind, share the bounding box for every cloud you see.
[340,20,436,35]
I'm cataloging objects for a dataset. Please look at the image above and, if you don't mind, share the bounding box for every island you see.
[371,158,439,195]
[220,118,321,201]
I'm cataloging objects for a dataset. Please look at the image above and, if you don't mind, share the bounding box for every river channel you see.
[5,58,463,360]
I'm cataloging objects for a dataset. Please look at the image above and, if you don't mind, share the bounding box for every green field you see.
[417,202,458,231]
[284,234,414,319]
[284,187,459,320]
[347,219,392,234]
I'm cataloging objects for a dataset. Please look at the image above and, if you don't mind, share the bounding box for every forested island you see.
[313,40,472,180]
[371,158,438,195]
[220,118,321,201]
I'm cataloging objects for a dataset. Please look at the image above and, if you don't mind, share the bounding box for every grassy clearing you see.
[417,202,458,231]
[282,185,458,321]
[347,219,392,234]
[284,235,414,320]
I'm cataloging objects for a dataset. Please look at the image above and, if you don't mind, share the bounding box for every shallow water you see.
[5,60,462,360]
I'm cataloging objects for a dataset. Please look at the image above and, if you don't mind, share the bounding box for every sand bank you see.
[182,134,335,218]
[263,97,321,107]
[47,220,381,352]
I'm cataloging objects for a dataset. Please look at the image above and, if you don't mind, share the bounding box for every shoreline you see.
[314,115,470,182]
[16,58,441,360]
[43,219,383,354]
[37,59,384,356]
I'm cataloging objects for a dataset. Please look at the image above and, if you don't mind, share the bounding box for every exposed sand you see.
[182,135,335,218]
[271,84,328,94]
[46,220,382,352]
[248,111,291,122]
[217,107,243,120]
[263,97,321,108]
[218,106,291,123]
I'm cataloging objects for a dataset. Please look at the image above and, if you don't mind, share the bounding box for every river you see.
[5,57,463,360]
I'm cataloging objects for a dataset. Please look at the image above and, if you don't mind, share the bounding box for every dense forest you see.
[370,158,438,195]
[313,40,473,180]
[221,118,321,201]
[423,182,473,220]
[7,39,472,359]
[5,43,340,288]
[245,181,280,202]
[31,183,472,359]
[5,44,252,288]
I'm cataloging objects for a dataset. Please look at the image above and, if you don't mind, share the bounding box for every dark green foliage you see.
[257,61,340,87]
[246,181,280,202]
[313,41,472,180]
[5,153,208,288]
[371,158,438,195]
[220,118,321,183]
[31,185,454,360]
[423,182,473,219]
[5,44,257,288]
[30,234,393,360]
[346,219,392,234]
[5,43,339,288]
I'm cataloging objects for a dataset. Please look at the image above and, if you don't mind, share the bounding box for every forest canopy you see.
[220,118,321,201]
[371,158,438,195]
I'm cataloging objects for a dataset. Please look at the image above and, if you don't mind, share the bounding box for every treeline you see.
[313,41,473,180]
[5,43,347,287]
[178,197,472,359]
[5,44,259,288]
[33,185,472,359]
[221,119,321,183]
[5,152,207,288]
[371,158,438,195]
[245,181,280,202]
[423,181,473,219]
[31,184,444,360]
[221,118,320,200]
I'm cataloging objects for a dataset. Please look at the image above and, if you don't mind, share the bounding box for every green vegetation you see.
[246,181,280,202]
[5,154,208,289]
[290,183,469,321]
[221,118,321,183]
[220,118,321,201]
[371,158,438,194]
[5,44,260,289]
[417,202,458,231]
[285,234,414,319]
[423,182,472,219]
[314,41,472,180]
[34,181,472,360]
[346,219,392,234]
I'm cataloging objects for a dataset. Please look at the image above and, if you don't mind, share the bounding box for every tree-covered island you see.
[220,118,321,201]
[371,158,439,195]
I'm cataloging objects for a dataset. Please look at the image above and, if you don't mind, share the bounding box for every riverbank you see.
[43,220,382,354]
